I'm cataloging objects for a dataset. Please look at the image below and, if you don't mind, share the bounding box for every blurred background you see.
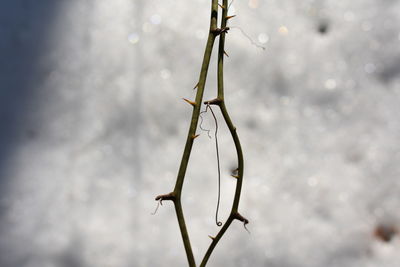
[1,0,400,266]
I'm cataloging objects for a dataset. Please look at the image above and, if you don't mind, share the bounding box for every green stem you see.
[157,1,219,267]
[200,1,246,266]
[173,0,218,194]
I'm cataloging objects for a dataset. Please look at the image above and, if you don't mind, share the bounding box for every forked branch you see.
[155,0,248,266]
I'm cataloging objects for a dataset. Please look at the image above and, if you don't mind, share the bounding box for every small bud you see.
[226,15,236,20]
[224,50,229,57]
[208,235,215,240]
[231,174,240,179]
[193,82,199,90]
[192,134,200,140]
[218,4,226,9]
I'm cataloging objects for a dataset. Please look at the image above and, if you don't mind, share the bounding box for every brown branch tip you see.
[155,192,175,204]
[211,27,230,35]
[204,98,222,106]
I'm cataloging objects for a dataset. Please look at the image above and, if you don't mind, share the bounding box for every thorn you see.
[193,82,199,90]
[226,15,236,20]
[233,212,250,233]
[218,4,226,9]
[192,134,200,139]
[208,235,215,240]
[211,27,230,36]
[182,98,196,107]
[204,98,222,106]
[155,192,175,204]
[231,174,240,179]
[231,167,239,177]
[224,50,229,57]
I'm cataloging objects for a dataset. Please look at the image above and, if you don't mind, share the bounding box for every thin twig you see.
[155,1,219,266]
[200,0,248,265]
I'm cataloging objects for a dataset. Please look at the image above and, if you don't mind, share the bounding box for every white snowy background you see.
[1,0,400,266]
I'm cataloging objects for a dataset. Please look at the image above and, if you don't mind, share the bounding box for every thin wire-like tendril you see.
[207,104,222,227]
[199,104,222,226]
[151,200,162,215]
[228,0,234,11]
[230,26,266,50]
[199,107,212,139]
[244,223,250,234]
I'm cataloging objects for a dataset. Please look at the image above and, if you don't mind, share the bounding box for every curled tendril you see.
[199,104,223,227]
[199,107,212,139]
[199,104,223,226]
[208,104,223,227]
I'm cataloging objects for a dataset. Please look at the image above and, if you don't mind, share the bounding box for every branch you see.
[200,0,248,265]
[156,1,219,266]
